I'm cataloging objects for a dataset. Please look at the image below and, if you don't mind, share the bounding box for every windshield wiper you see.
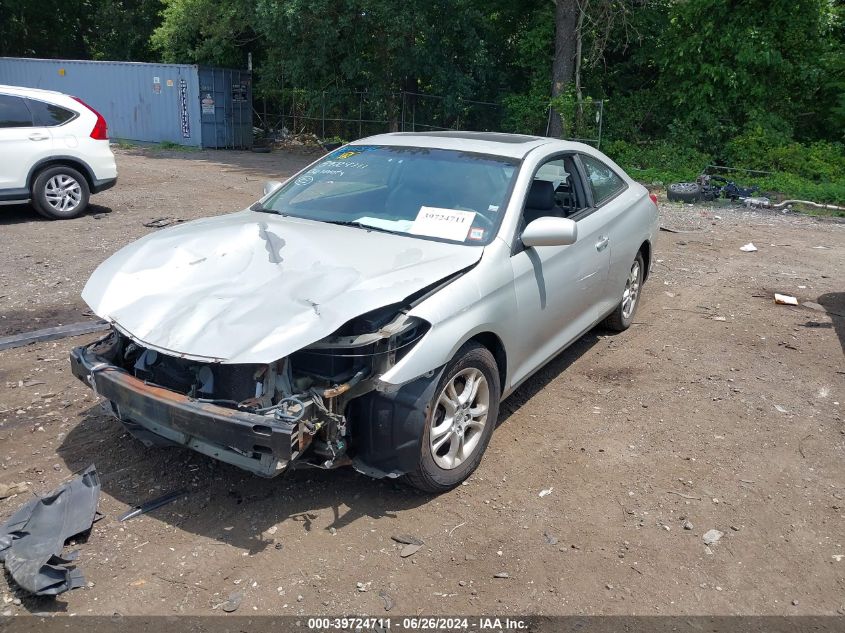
[250,201,280,214]
[320,219,405,235]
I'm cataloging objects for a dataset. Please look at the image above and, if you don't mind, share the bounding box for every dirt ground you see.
[0,147,843,617]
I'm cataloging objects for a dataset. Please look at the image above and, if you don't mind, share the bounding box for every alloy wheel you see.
[45,174,83,214]
[429,368,490,470]
[621,259,641,320]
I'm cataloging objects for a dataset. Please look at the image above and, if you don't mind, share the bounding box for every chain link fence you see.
[254,89,603,147]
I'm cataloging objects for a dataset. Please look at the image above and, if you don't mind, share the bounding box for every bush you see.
[606,137,845,205]
[723,126,845,182]
[604,140,711,184]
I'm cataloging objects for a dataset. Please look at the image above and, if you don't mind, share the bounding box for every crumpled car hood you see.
[82,210,482,363]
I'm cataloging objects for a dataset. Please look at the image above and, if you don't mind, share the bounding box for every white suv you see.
[0,85,117,219]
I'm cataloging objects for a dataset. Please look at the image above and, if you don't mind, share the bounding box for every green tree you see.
[0,0,162,61]
[657,0,836,146]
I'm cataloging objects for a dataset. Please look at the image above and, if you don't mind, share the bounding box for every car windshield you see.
[259,145,519,245]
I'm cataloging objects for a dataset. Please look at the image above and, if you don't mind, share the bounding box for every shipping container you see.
[0,57,252,149]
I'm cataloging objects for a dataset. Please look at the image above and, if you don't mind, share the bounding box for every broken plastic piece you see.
[0,465,100,596]
[739,243,757,252]
[774,293,799,306]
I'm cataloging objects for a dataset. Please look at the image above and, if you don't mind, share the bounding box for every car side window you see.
[25,98,76,127]
[580,154,626,206]
[0,94,33,128]
[522,156,586,227]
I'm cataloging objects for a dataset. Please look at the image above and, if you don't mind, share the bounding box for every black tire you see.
[31,166,90,219]
[603,252,645,332]
[405,342,500,493]
[667,182,701,203]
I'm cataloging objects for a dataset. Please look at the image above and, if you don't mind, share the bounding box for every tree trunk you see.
[549,0,580,138]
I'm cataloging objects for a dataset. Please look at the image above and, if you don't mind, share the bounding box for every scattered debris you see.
[739,243,758,252]
[391,534,423,546]
[667,490,701,500]
[118,488,188,522]
[702,529,724,545]
[143,217,184,228]
[683,520,694,530]
[774,293,799,306]
[0,321,109,352]
[744,198,845,213]
[0,482,28,500]
[543,531,559,545]
[215,591,242,612]
[379,590,395,612]
[832,554,844,562]
[356,581,371,592]
[774,404,788,414]
[400,543,422,558]
[0,465,100,596]
[493,572,510,579]
[448,522,466,537]
[539,487,553,497]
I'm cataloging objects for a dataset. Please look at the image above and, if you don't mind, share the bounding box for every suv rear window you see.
[25,98,76,126]
[0,94,33,128]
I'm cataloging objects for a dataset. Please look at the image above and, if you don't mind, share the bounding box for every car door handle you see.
[28,133,49,141]
[595,236,609,251]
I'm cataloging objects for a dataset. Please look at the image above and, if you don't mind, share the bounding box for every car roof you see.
[0,84,68,99]
[353,131,570,159]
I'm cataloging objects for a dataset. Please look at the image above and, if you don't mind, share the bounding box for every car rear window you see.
[580,154,627,206]
[25,98,77,126]
[0,94,33,128]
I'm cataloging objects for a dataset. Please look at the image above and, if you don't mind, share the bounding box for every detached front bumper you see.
[70,345,300,477]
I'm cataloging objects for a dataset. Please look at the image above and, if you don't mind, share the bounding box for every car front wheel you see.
[32,166,91,220]
[405,342,500,493]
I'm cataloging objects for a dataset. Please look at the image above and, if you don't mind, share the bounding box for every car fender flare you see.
[27,156,97,190]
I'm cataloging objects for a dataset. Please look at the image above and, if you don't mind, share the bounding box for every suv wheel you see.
[32,166,90,219]
[405,342,500,493]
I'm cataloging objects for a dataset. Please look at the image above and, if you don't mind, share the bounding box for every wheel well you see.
[639,241,652,282]
[29,159,95,191]
[470,332,507,394]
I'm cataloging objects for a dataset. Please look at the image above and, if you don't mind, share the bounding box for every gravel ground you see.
[0,147,843,617]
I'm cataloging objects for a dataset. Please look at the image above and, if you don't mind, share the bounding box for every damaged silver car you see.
[71,132,658,492]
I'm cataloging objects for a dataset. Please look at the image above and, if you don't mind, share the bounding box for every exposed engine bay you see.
[78,305,430,476]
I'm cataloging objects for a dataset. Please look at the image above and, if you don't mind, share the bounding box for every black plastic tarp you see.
[0,465,100,596]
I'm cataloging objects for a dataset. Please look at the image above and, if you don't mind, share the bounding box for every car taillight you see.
[71,96,108,140]
[649,193,659,206]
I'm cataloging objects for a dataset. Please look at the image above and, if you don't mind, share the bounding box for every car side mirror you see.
[263,180,282,196]
[521,217,578,248]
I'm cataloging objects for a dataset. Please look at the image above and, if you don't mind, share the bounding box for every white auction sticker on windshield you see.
[409,206,476,241]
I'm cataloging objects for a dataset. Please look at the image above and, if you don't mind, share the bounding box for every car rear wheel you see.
[32,166,90,220]
[603,252,645,332]
[405,342,500,493]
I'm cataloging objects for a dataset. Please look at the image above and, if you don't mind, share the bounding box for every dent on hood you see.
[82,211,482,363]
